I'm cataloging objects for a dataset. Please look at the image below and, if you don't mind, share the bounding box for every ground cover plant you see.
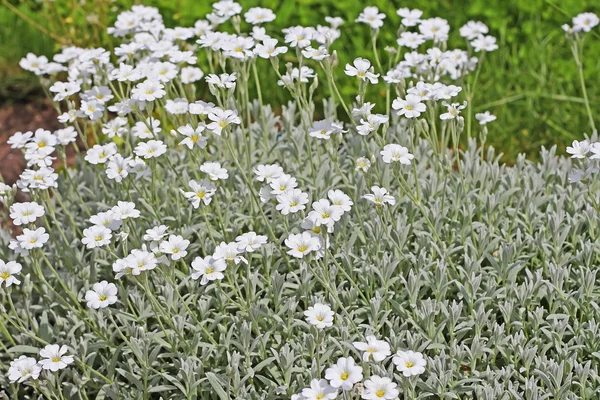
[1,2,600,399]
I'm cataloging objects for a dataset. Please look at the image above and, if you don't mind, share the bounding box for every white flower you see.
[244,7,276,24]
[181,66,205,84]
[49,81,81,101]
[471,35,498,52]
[0,260,22,287]
[397,32,425,49]
[276,189,309,215]
[284,26,313,48]
[207,108,242,135]
[302,46,329,61]
[82,85,113,104]
[328,189,353,213]
[144,225,169,242]
[392,94,426,118]
[304,303,334,329]
[440,101,467,120]
[132,118,161,139]
[82,225,112,249]
[353,336,391,362]
[309,120,345,140]
[380,144,414,165]
[106,154,131,183]
[325,357,363,391]
[183,179,217,208]
[419,17,450,42]
[134,140,167,159]
[396,8,422,27]
[253,164,284,183]
[165,98,189,114]
[254,38,288,58]
[17,227,49,250]
[285,232,321,258]
[85,281,118,309]
[85,143,118,165]
[302,378,337,400]
[9,201,45,226]
[460,21,489,40]
[18,167,58,191]
[8,131,33,148]
[213,0,241,17]
[89,210,122,231]
[200,161,228,180]
[392,350,427,377]
[38,345,75,372]
[178,124,208,149]
[131,80,166,101]
[308,199,343,230]
[325,16,344,28]
[159,235,190,260]
[364,186,395,207]
[55,127,78,145]
[236,232,268,252]
[19,53,48,75]
[356,6,385,29]
[111,201,140,220]
[588,143,600,160]
[124,249,158,276]
[475,111,497,125]
[362,375,399,399]
[191,256,227,285]
[80,99,104,120]
[566,140,591,159]
[357,114,388,136]
[356,157,371,172]
[270,173,298,195]
[573,12,599,33]
[206,73,237,89]
[345,58,379,84]
[213,242,247,265]
[26,128,57,153]
[7,356,41,383]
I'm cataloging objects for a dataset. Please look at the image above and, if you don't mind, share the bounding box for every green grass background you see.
[1,0,598,160]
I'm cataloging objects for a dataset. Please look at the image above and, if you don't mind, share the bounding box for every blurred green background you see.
[0,0,598,160]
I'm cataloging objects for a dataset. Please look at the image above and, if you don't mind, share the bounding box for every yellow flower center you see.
[52,356,61,363]
[376,389,385,397]
[322,213,329,218]
[340,372,349,380]
[219,121,227,128]
[316,395,324,400]
[145,90,153,94]
[297,245,308,252]
[316,315,324,321]
[95,235,103,241]
[1,272,10,280]
[197,191,205,198]
[206,267,214,274]
[99,294,107,301]
[406,362,414,368]
[290,201,297,207]
[39,142,46,148]
[406,105,414,110]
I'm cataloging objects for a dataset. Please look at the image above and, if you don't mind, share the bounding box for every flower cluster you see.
[2,2,598,399]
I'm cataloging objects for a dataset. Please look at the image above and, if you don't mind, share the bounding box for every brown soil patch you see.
[0,99,61,185]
